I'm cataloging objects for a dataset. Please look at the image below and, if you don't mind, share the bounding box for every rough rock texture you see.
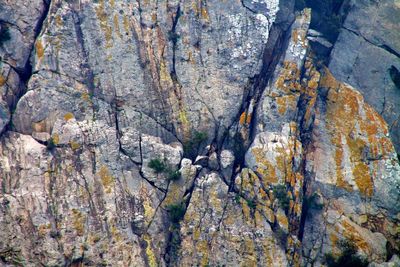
[329,0,400,153]
[0,0,399,266]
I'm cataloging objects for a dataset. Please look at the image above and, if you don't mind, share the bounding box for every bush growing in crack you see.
[304,192,324,211]
[166,202,186,224]
[46,137,57,150]
[148,158,167,173]
[168,31,180,43]
[183,131,208,160]
[325,239,369,267]
[148,157,181,181]
[272,184,290,212]
[246,198,257,210]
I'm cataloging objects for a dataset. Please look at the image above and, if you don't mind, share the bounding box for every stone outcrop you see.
[0,0,399,266]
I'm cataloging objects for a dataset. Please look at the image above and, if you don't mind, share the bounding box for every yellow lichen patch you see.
[95,0,113,48]
[241,198,252,222]
[276,212,289,231]
[142,196,155,223]
[251,147,278,184]
[55,15,63,26]
[63,112,74,121]
[240,237,257,267]
[123,15,130,35]
[98,165,114,193]
[196,240,209,267]
[341,220,370,252]
[110,223,122,242]
[37,223,51,236]
[143,234,157,267]
[35,39,44,59]
[159,60,173,85]
[70,141,81,151]
[71,208,86,236]
[0,75,6,86]
[52,133,60,145]
[151,13,157,23]
[178,109,190,138]
[201,6,210,21]
[113,14,122,39]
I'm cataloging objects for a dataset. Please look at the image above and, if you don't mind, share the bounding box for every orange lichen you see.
[0,75,6,86]
[321,68,386,197]
[276,95,297,115]
[55,15,63,26]
[239,111,252,125]
[35,40,44,59]
[201,6,209,21]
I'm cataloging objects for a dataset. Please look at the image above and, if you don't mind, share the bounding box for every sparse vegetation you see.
[183,131,208,160]
[273,184,290,211]
[246,199,257,209]
[325,239,369,267]
[305,192,324,210]
[166,202,186,224]
[0,23,11,47]
[0,247,25,266]
[389,66,400,90]
[168,31,180,43]
[234,194,241,204]
[166,168,181,181]
[46,137,56,150]
[148,158,167,173]
[148,157,181,181]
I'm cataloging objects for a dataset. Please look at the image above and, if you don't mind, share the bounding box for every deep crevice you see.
[225,16,297,192]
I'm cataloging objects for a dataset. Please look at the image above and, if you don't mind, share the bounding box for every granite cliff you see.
[0,0,399,266]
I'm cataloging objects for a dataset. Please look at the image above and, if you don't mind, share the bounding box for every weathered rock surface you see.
[329,0,400,153]
[0,0,399,266]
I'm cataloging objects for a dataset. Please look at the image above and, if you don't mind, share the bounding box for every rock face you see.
[0,0,399,266]
[329,0,400,153]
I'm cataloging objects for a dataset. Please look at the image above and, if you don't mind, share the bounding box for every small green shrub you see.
[0,24,11,47]
[166,169,181,181]
[148,158,167,173]
[246,199,257,209]
[305,193,324,210]
[148,158,181,181]
[168,31,180,43]
[325,240,369,267]
[234,194,241,204]
[166,202,186,224]
[273,184,290,211]
[183,131,208,159]
[46,137,56,150]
